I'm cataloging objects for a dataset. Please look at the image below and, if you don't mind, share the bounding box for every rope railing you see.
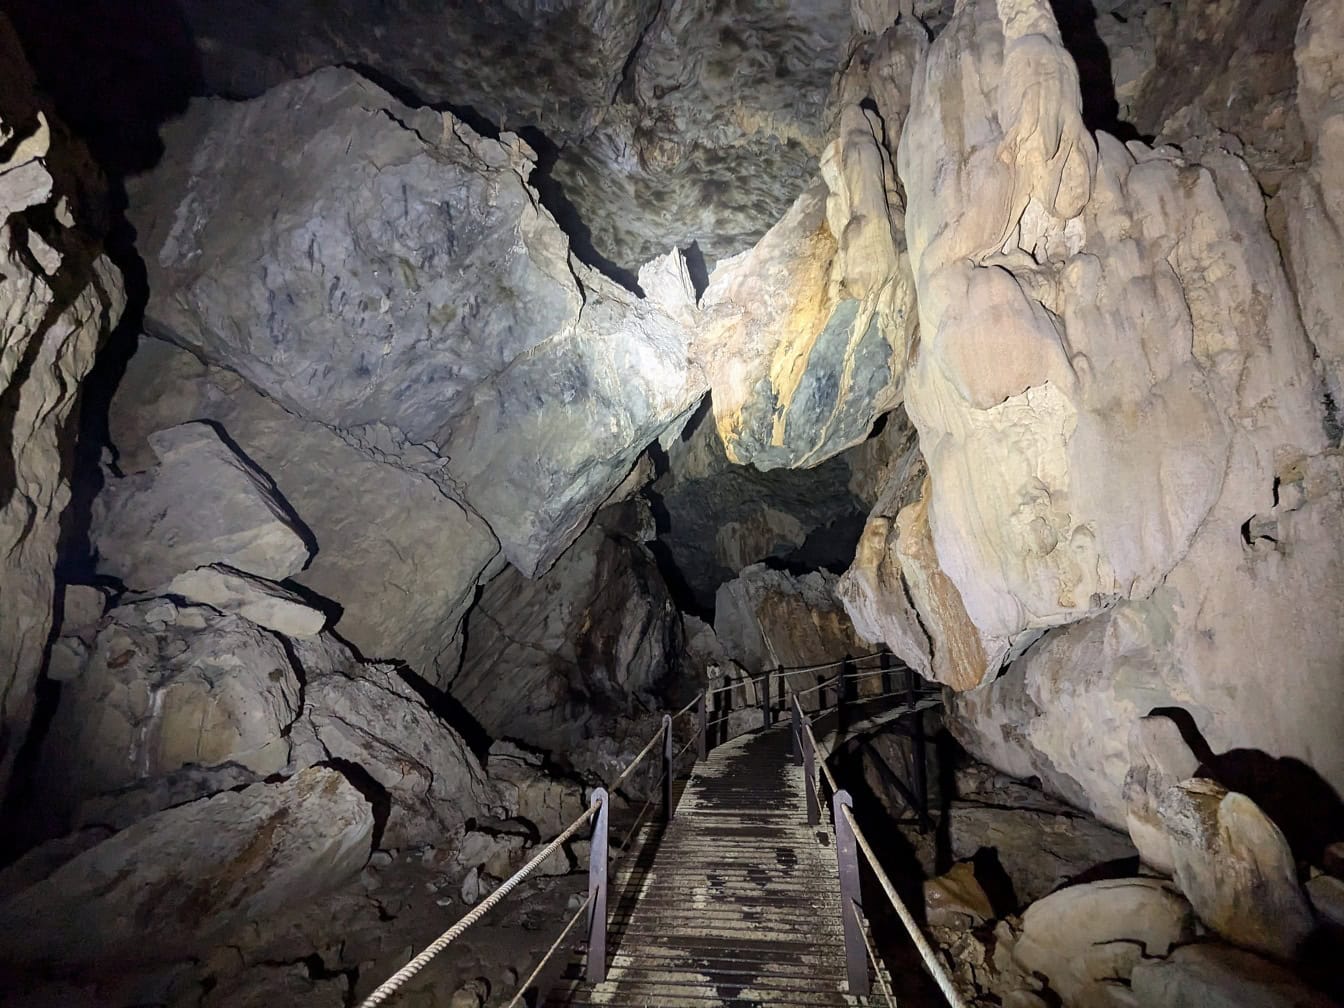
[788,686,966,1008]
[505,892,592,1008]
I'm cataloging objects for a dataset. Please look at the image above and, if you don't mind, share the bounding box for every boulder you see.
[1013,878,1197,1003]
[286,635,502,848]
[57,586,108,644]
[1306,873,1344,928]
[0,767,373,966]
[1130,943,1338,1008]
[1160,779,1315,960]
[108,335,500,682]
[92,421,312,588]
[164,564,326,637]
[128,68,707,577]
[714,563,870,675]
[39,598,303,822]
[0,15,125,790]
[1123,714,1201,874]
[453,506,681,761]
[925,861,996,929]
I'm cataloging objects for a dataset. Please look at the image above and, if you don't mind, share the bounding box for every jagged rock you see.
[1013,878,1197,1003]
[58,585,107,643]
[108,335,500,680]
[453,506,680,760]
[200,966,348,1008]
[0,14,125,790]
[0,767,373,966]
[129,69,707,577]
[39,598,302,823]
[0,826,112,900]
[714,563,869,675]
[1277,0,1344,436]
[1123,714,1201,874]
[164,564,326,637]
[1130,943,1338,1008]
[287,636,501,848]
[1160,779,1315,960]
[485,742,589,840]
[925,861,995,928]
[93,422,312,588]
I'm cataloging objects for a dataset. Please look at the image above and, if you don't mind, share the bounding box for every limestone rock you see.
[925,861,996,929]
[129,69,707,577]
[0,14,125,789]
[0,767,372,966]
[1307,873,1344,928]
[1013,878,1196,1003]
[57,585,107,644]
[714,563,869,676]
[453,506,680,761]
[1123,714,1201,874]
[93,421,311,588]
[108,335,500,681]
[485,742,589,840]
[287,637,501,848]
[1277,0,1344,437]
[1160,779,1315,960]
[1130,943,1338,1008]
[164,564,326,637]
[39,599,303,822]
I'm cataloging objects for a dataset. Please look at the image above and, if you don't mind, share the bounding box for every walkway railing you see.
[357,653,962,1008]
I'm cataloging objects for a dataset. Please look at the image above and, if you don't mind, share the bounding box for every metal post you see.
[838,657,851,729]
[696,691,707,761]
[586,788,609,983]
[761,670,771,728]
[881,651,893,696]
[802,714,820,826]
[791,694,801,765]
[662,714,673,822]
[833,791,869,995]
[908,668,928,829]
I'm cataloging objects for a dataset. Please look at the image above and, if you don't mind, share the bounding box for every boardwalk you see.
[547,727,878,1006]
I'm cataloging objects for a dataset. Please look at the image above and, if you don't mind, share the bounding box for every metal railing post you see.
[761,669,771,728]
[696,691,707,761]
[791,694,801,764]
[586,788,609,983]
[802,714,820,826]
[833,790,869,996]
[662,714,673,822]
[908,667,928,829]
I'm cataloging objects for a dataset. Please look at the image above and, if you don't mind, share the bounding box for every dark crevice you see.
[1046,0,1144,142]
[318,758,391,852]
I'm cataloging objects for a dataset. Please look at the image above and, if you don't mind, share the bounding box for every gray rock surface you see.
[93,422,312,588]
[1013,878,1196,1004]
[39,599,304,822]
[287,636,503,848]
[0,15,125,790]
[1130,943,1338,1008]
[715,563,870,676]
[1160,778,1315,960]
[107,335,500,680]
[0,767,373,967]
[129,69,707,577]
[164,564,327,637]
[453,505,680,761]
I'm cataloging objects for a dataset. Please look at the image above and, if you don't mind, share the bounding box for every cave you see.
[1,1,1343,1006]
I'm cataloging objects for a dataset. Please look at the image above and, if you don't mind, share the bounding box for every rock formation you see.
[0,15,124,790]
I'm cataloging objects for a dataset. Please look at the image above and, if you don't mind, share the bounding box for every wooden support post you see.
[761,670,771,728]
[833,790,869,996]
[662,714,673,822]
[802,714,820,826]
[586,788,609,983]
[696,691,707,761]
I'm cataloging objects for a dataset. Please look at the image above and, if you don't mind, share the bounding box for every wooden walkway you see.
[547,727,879,1006]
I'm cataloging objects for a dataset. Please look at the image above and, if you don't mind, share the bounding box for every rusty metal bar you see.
[662,714,673,822]
[802,713,820,826]
[586,788,609,983]
[696,692,707,761]
[832,790,869,996]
